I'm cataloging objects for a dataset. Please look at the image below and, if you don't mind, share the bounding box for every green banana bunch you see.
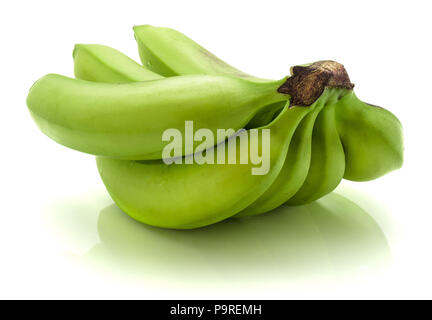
[71,45,361,216]
[74,30,402,219]
[84,57,359,225]
[27,73,289,159]
[26,25,404,230]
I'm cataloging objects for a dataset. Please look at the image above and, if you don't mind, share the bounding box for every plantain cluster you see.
[26,25,403,229]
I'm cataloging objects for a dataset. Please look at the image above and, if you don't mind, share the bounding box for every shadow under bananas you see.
[85,192,391,284]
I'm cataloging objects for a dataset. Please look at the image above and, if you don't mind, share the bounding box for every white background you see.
[1,0,431,299]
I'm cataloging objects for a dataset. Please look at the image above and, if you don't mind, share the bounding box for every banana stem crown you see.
[278,60,354,107]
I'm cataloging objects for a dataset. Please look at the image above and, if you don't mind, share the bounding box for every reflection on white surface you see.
[84,191,391,286]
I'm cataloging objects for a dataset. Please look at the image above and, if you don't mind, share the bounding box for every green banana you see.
[286,95,346,205]
[73,44,162,82]
[27,74,289,159]
[133,24,264,80]
[133,24,285,127]
[96,103,311,229]
[335,92,403,181]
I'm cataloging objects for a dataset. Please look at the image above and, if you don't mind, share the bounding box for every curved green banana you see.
[286,94,346,205]
[133,25,263,80]
[96,103,311,229]
[335,92,403,181]
[133,24,284,127]
[73,44,162,82]
[27,74,289,159]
